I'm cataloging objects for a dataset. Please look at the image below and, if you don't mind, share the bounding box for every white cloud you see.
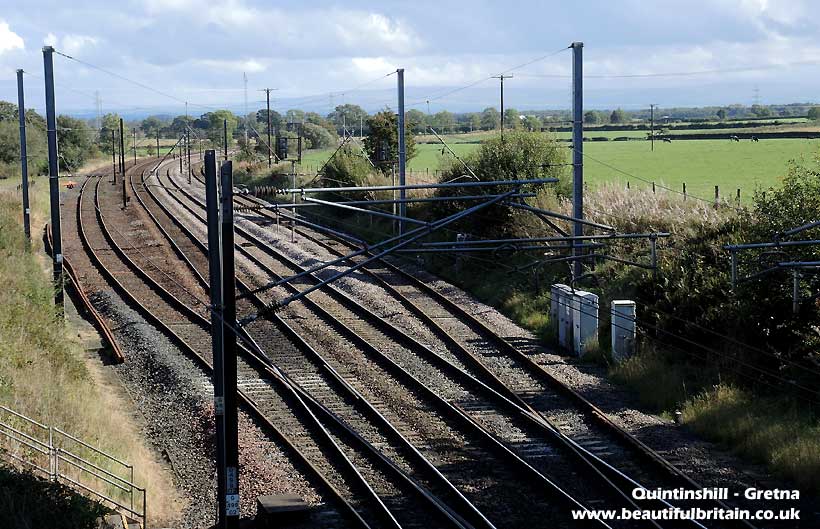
[195,58,265,73]
[0,20,24,54]
[43,32,99,55]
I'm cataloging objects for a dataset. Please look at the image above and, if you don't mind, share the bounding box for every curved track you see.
[78,160,479,529]
[158,162,731,528]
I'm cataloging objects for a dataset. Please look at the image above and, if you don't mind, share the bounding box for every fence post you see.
[49,426,55,481]
[652,181,656,194]
[736,188,741,205]
[682,182,686,200]
[626,181,630,190]
[714,185,719,207]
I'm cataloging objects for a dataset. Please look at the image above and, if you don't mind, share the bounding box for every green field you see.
[299,137,820,199]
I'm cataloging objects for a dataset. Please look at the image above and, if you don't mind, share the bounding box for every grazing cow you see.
[751,136,759,142]
[730,135,740,142]
[662,138,672,143]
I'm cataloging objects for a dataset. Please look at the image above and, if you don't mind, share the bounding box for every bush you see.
[433,130,569,239]
[315,147,373,204]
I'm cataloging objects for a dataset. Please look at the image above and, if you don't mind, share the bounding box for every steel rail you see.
[160,168,604,526]
[229,188,754,528]
[272,204,758,529]
[125,160,491,529]
[136,164,488,529]
[75,173,376,529]
[167,169,672,526]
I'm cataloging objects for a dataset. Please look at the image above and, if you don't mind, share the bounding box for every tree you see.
[468,113,481,132]
[432,111,455,133]
[480,107,500,130]
[57,115,93,172]
[140,116,164,137]
[807,107,820,121]
[363,110,416,167]
[285,109,305,124]
[583,110,600,124]
[406,109,427,134]
[327,104,368,133]
[163,115,192,138]
[301,122,335,149]
[503,108,520,130]
[98,113,124,154]
[610,108,628,124]
[203,110,238,150]
[305,111,337,136]
[523,115,541,132]
[256,109,283,133]
[751,104,771,117]
[716,108,727,121]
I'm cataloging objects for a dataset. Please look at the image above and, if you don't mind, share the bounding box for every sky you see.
[0,0,819,118]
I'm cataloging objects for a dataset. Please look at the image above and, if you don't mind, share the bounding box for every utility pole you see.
[219,159,240,529]
[397,68,406,236]
[111,130,117,183]
[204,150,227,528]
[571,42,584,279]
[492,74,513,140]
[649,104,656,152]
[119,118,126,208]
[187,127,191,184]
[261,88,277,167]
[156,132,160,159]
[132,128,137,165]
[43,46,63,309]
[16,69,31,244]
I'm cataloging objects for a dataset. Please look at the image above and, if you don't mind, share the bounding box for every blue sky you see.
[0,0,818,117]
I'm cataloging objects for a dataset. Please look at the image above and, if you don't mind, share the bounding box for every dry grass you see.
[539,183,738,235]
[682,385,820,493]
[0,173,183,527]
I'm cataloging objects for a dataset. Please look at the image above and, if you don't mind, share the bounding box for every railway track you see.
[239,188,755,521]
[152,164,614,527]
[194,160,759,528]
[78,160,479,528]
[156,163,716,528]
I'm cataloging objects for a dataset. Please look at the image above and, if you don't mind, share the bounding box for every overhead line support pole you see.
[397,68,407,236]
[119,118,126,208]
[112,130,117,183]
[204,151,227,528]
[571,41,584,279]
[220,160,240,528]
[43,46,63,310]
[16,69,31,244]
[132,128,137,165]
[264,89,273,167]
[187,128,191,184]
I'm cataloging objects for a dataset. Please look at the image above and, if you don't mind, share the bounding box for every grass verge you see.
[683,385,820,493]
[0,174,183,526]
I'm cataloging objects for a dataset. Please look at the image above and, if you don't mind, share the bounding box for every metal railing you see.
[0,405,146,526]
